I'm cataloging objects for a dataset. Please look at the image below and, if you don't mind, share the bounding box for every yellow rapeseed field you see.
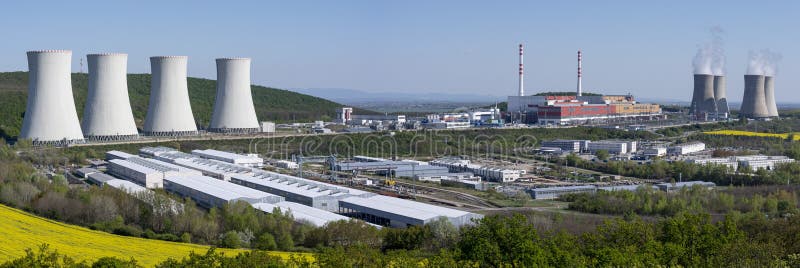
[0,204,310,266]
[703,130,800,140]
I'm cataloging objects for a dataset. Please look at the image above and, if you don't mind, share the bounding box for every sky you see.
[1,1,799,103]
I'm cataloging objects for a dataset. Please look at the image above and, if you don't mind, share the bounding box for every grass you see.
[703,130,800,141]
[0,204,310,266]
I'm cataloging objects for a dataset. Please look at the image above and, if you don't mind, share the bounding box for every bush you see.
[220,231,241,249]
[254,232,277,251]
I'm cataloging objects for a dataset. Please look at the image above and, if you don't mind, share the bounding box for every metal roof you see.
[109,159,160,175]
[531,185,597,193]
[87,172,116,184]
[253,201,350,227]
[165,175,281,202]
[105,179,149,194]
[341,195,472,222]
[192,149,261,162]
[232,174,338,198]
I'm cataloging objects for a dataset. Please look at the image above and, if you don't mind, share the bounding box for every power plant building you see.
[690,74,717,117]
[143,56,198,136]
[339,194,483,227]
[191,149,264,168]
[713,76,729,116]
[764,76,779,117]
[230,172,372,212]
[208,58,260,133]
[164,175,284,208]
[81,53,139,141]
[20,50,84,145]
[253,201,351,227]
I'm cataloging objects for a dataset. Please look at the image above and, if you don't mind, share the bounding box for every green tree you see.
[595,149,610,161]
[220,231,241,249]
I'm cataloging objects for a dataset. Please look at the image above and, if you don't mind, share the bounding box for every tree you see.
[595,149,610,161]
[254,232,277,251]
[220,231,241,249]
[457,214,547,266]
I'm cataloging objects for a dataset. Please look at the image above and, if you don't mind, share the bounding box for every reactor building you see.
[143,56,198,136]
[81,53,139,141]
[20,50,85,145]
[208,58,260,133]
[506,48,662,124]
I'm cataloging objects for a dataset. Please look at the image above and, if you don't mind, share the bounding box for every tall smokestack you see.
[20,50,85,145]
[143,56,198,136]
[713,75,728,116]
[518,44,524,96]
[577,50,582,97]
[741,75,769,118]
[209,58,260,133]
[82,53,139,141]
[764,76,778,117]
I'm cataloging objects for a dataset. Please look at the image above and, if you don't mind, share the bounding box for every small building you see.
[253,201,352,227]
[541,139,587,153]
[86,172,116,185]
[587,141,632,155]
[75,167,99,179]
[529,185,597,200]
[668,142,706,155]
[275,160,299,169]
[338,194,483,227]
[105,150,136,161]
[655,181,715,192]
[642,147,667,157]
[260,121,276,133]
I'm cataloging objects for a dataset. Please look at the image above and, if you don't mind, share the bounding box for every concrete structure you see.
[231,172,371,212]
[529,185,596,200]
[261,122,276,133]
[164,175,284,209]
[741,75,770,119]
[275,160,299,169]
[518,44,524,96]
[642,147,667,157]
[713,75,729,117]
[208,58,260,133]
[104,178,149,195]
[691,74,716,116]
[107,157,201,189]
[339,194,482,227]
[81,53,139,141]
[587,141,632,154]
[20,50,84,145]
[735,155,795,171]
[86,172,117,185]
[143,56,198,136]
[655,181,715,192]
[577,50,582,96]
[253,201,351,227]
[429,159,523,182]
[75,167,99,179]
[687,157,739,170]
[541,139,589,153]
[668,142,706,155]
[106,150,136,161]
[191,149,264,168]
[764,76,779,117]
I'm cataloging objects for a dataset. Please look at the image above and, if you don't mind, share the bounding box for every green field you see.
[0,72,375,140]
[0,203,311,266]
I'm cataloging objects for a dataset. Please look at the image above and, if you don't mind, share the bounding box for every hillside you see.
[0,72,376,140]
[0,204,309,266]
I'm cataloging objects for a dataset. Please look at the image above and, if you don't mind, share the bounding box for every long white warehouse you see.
[208,58,260,133]
[164,175,284,208]
[143,56,198,136]
[253,201,351,227]
[81,53,139,141]
[192,149,264,168]
[339,195,483,227]
[107,157,201,188]
[231,172,372,212]
[20,50,84,145]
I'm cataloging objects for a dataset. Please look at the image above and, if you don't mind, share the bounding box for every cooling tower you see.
[741,75,769,118]
[713,76,729,115]
[82,54,139,141]
[143,56,198,136]
[20,50,84,145]
[691,74,716,115]
[208,58,260,133]
[764,76,778,117]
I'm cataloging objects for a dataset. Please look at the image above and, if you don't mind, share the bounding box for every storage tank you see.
[691,74,716,115]
[143,56,198,136]
[20,50,84,145]
[764,76,778,117]
[208,58,259,133]
[741,75,769,118]
[82,53,139,141]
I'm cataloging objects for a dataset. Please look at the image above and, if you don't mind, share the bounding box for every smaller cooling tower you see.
[208,58,259,133]
[20,50,84,145]
[741,75,769,118]
[691,74,716,115]
[143,56,198,136]
[713,76,729,116]
[82,53,139,141]
[764,76,779,117]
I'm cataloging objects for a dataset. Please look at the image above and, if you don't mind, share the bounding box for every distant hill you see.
[0,72,376,140]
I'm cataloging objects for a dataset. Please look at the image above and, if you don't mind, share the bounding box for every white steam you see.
[747,49,781,76]
[693,27,726,75]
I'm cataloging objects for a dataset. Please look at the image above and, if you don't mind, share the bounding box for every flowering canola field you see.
[0,204,308,266]
[703,130,800,140]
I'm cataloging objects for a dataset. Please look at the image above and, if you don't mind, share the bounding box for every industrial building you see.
[81,53,139,141]
[252,201,351,227]
[529,185,597,200]
[191,149,264,168]
[429,159,523,182]
[339,194,482,227]
[690,74,718,118]
[143,56,198,136]
[541,139,589,153]
[587,140,636,155]
[668,142,706,155]
[642,147,667,157]
[20,50,85,145]
[230,172,372,212]
[107,157,202,189]
[274,160,299,169]
[687,158,739,170]
[687,155,794,172]
[208,58,260,133]
[164,175,284,208]
[106,150,136,161]
[104,178,150,195]
[655,181,715,192]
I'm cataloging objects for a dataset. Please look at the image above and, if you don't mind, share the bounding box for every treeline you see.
[694,133,800,159]
[7,212,800,267]
[562,185,799,217]
[656,121,741,137]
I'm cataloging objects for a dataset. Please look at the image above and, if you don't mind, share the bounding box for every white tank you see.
[143,56,198,136]
[20,50,84,145]
[82,53,139,141]
[208,58,259,133]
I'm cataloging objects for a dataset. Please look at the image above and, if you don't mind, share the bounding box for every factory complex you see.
[94,146,482,228]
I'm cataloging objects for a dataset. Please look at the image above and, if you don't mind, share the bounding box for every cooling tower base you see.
[30,138,86,147]
[207,127,260,134]
[85,134,140,142]
[143,130,199,137]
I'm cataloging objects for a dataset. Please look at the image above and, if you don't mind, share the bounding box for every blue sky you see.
[1,1,798,102]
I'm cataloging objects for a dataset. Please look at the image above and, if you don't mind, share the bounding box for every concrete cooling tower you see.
[82,53,139,141]
[208,58,259,133]
[713,76,729,115]
[143,56,198,136]
[691,74,716,115]
[20,50,84,145]
[740,75,769,118]
[764,76,779,117]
